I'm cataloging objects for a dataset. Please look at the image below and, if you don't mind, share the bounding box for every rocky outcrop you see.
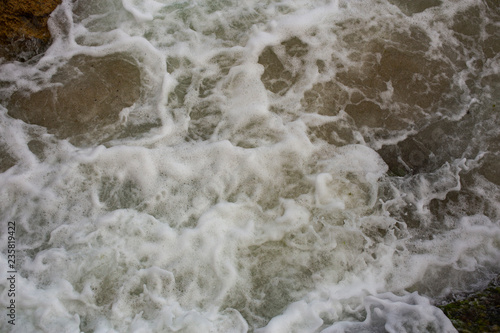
[439,276,500,332]
[0,0,62,61]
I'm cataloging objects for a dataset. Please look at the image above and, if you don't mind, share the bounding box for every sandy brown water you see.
[0,1,499,332]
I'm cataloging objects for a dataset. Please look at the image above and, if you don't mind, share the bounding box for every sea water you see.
[0,0,499,332]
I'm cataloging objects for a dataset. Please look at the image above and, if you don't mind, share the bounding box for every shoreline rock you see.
[0,0,62,61]
[439,275,500,332]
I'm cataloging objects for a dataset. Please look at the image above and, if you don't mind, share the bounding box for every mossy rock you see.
[439,277,500,332]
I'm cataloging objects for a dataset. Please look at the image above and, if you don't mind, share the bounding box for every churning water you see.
[1,0,499,332]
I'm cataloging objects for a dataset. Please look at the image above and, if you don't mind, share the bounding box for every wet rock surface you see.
[0,0,62,61]
[0,143,16,173]
[439,276,500,333]
[6,54,141,146]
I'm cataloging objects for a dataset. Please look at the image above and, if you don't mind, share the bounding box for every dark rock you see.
[0,0,62,61]
[439,276,500,333]
[0,143,16,172]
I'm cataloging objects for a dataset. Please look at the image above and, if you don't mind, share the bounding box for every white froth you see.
[122,0,165,22]
[1,0,499,332]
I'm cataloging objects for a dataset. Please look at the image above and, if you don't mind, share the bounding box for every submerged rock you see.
[7,54,142,146]
[0,143,16,173]
[439,276,500,332]
[0,0,62,61]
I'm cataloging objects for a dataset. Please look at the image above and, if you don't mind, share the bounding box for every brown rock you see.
[7,54,142,146]
[0,0,62,61]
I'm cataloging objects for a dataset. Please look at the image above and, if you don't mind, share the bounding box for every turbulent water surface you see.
[1,0,500,332]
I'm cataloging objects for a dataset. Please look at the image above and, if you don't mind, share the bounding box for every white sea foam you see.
[1,0,499,332]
